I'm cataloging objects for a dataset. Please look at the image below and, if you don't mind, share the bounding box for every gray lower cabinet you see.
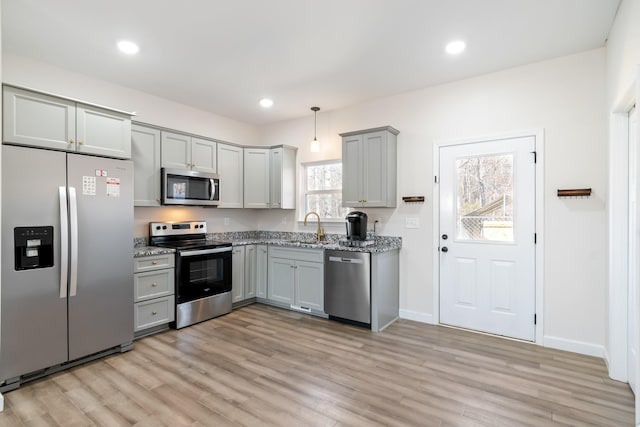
[267,247,323,312]
[133,254,175,336]
[233,244,263,306]
[231,246,246,303]
[256,245,268,298]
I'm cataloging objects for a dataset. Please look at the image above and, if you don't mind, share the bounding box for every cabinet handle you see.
[151,282,157,287]
[151,311,157,315]
[69,139,75,144]
[156,198,161,202]
[78,140,85,145]
[151,261,158,265]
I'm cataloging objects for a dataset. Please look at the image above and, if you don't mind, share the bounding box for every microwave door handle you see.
[210,178,216,201]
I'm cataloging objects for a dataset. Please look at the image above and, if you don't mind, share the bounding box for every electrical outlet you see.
[224,217,230,226]
[405,217,420,229]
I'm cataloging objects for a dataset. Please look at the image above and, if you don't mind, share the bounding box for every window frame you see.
[298,159,348,222]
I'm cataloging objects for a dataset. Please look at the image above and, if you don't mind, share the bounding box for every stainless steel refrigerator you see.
[1,145,133,389]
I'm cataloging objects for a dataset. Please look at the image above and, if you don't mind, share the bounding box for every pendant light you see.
[310,106,320,153]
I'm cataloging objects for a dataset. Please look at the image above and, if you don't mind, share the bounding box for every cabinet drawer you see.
[134,269,174,302]
[268,246,324,263]
[134,254,175,273]
[134,295,175,332]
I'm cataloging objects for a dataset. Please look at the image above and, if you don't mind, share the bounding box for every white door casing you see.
[628,105,638,395]
[438,135,537,341]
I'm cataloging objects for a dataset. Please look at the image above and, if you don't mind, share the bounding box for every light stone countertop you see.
[134,231,401,257]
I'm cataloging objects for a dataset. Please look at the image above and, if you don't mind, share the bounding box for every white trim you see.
[609,76,637,382]
[399,309,435,324]
[543,335,605,359]
[432,128,545,345]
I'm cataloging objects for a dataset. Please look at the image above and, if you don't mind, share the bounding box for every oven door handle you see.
[179,247,232,257]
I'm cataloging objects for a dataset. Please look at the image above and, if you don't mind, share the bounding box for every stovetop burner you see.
[148,221,231,250]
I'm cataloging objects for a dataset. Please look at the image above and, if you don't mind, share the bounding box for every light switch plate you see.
[405,217,420,229]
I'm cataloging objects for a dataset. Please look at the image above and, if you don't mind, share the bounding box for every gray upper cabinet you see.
[270,146,297,209]
[341,126,399,208]
[161,131,217,173]
[3,86,132,159]
[217,143,244,208]
[132,124,161,206]
[244,148,270,208]
[243,145,297,209]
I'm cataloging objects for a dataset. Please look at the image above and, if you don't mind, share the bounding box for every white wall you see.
[260,49,608,353]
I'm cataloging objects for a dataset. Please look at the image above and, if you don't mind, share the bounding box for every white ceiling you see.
[1,0,621,126]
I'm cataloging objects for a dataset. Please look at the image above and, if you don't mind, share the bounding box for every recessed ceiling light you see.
[117,40,139,55]
[260,98,274,108]
[445,40,466,55]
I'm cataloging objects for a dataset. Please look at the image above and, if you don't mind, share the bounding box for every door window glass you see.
[455,154,514,242]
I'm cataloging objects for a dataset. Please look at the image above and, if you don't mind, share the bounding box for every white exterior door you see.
[439,136,536,341]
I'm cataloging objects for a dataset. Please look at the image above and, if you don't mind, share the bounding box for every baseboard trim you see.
[543,335,605,358]
[399,309,434,324]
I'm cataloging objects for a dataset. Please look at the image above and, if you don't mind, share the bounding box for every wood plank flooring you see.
[0,304,634,426]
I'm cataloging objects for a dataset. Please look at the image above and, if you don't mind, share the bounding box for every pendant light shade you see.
[310,106,320,153]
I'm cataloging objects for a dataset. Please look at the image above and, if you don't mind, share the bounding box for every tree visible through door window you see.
[456,153,514,241]
[301,160,349,220]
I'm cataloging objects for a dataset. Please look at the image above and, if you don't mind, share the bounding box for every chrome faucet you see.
[304,211,325,243]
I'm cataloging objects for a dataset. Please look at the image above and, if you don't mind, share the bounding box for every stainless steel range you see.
[149,221,232,328]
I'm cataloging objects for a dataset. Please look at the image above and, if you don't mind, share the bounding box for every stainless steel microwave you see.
[161,168,220,206]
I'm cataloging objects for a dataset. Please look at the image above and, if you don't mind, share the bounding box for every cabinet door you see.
[232,246,245,303]
[217,143,244,208]
[268,258,295,305]
[280,146,297,209]
[362,130,387,207]
[161,131,191,169]
[244,148,270,208]
[295,261,324,311]
[244,245,257,299]
[191,137,217,173]
[76,104,132,159]
[3,86,76,151]
[269,148,282,208]
[342,134,363,207]
[256,245,268,298]
[132,125,161,206]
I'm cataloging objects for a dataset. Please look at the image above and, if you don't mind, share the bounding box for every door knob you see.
[442,234,448,240]
[441,247,448,253]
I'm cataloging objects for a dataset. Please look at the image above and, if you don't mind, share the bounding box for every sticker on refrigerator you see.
[82,176,96,196]
[95,169,108,177]
[106,178,120,197]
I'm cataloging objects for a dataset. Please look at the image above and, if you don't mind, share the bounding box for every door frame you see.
[432,129,545,345]
[608,68,639,389]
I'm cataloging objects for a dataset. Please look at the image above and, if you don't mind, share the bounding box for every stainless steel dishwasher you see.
[324,250,371,325]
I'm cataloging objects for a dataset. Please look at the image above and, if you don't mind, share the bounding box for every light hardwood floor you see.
[0,304,634,426]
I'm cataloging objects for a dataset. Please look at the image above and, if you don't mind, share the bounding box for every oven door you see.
[175,247,232,304]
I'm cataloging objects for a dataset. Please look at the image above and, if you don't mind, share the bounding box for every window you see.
[301,160,349,220]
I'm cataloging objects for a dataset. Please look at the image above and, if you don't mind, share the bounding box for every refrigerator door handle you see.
[69,187,79,297]
[59,186,69,299]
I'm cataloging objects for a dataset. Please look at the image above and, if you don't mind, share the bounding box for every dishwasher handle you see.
[328,256,364,264]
